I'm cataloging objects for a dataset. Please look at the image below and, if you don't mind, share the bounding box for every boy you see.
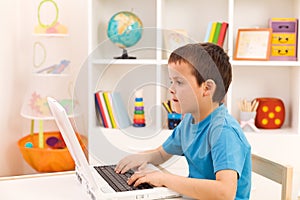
[115,43,252,200]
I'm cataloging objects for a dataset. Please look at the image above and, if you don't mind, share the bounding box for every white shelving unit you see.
[230,0,300,135]
[78,0,300,163]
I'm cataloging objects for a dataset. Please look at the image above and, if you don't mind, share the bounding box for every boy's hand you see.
[115,154,148,174]
[127,170,165,188]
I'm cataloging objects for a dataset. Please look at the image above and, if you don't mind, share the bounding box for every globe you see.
[107,11,143,59]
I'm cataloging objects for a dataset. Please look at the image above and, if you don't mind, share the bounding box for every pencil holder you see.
[168,113,182,129]
[239,112,259,132]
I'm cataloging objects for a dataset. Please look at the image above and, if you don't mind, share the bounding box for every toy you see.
[46,136,66,149]
[255,97,285,129]
[25,142,33,148]
[133,89,145,127]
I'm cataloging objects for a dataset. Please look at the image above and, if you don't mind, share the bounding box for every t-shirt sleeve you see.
[210,126,248,177]
[162,127,184,156]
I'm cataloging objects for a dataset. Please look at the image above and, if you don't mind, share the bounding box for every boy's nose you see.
[169,87,175,94]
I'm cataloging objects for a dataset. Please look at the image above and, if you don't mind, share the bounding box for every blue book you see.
[111,92,131,129]
[204,22,213,42]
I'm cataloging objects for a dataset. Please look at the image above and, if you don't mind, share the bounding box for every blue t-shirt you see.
[163,104,251,200]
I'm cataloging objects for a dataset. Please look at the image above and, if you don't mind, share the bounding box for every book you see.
[100,91,113,128]
[95,91,111,128]
[94,94,104,126]
[111,92,131,129]
[204,22,213,42]
[103,92,117,128]
[217,22,228,47]
[208,22,217,42]
[212,22,222,44]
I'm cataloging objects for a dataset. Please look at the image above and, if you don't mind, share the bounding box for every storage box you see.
[271,20,297,33]
[271,45,297,60]
[18,131,87,172]
[269,18,298,61]
[271,33,297,45]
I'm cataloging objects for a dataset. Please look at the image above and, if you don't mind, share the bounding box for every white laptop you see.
[47,97,181,200]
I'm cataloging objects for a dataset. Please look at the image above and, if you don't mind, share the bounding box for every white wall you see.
[0,0,88,176]
[0,0,29,176]
[246,133,300,200]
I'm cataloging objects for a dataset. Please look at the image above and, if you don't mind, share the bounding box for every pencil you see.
[162,102,172,113]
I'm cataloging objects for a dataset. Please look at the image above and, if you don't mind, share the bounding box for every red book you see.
[217,22,228,47]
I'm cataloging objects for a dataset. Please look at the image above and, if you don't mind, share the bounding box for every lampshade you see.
[21,74,73,120]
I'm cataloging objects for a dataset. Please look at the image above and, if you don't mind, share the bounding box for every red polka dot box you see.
[254,98,285,129]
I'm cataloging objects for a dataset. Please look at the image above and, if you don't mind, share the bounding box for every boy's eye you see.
[170,80,183,85]
[176,81,182,85]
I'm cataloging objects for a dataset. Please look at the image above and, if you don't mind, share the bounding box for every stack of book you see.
[204,21,228,47]
[94,91,131,129]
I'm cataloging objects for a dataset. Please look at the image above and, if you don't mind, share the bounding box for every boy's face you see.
[168,61,203,115]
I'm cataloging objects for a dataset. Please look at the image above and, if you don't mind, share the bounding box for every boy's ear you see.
[203,79,216,96]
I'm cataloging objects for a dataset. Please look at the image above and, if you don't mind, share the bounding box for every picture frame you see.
[234,28,272,61]
[163,29,192,58]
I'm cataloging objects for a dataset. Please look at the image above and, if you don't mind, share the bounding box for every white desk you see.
[0,172,188,200]
[0,171,89,200]
[0,157,188,200]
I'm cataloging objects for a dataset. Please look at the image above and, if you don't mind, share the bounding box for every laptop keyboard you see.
[94,165,153,192]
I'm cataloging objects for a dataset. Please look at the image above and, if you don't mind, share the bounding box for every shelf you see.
[92,59,160,65]
[91,59,300,68]
[33,34,69,37]
[245,127,297,135]
[21,113,77,121]
[31,73,71,77]
[20,114,55,121]
[231,60,300,67]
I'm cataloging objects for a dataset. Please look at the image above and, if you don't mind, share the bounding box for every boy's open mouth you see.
[172,98,179,103]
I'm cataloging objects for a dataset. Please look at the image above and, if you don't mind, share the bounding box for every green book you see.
[212,22,222,44]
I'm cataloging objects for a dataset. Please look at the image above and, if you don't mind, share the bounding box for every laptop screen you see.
[47,97,99,191]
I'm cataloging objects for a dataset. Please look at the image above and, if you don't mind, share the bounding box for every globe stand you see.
[114,49,136,59]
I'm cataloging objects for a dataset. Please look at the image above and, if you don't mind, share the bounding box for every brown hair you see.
[168,43,232,103]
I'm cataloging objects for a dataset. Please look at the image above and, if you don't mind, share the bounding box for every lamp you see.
[19,73,75,172]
